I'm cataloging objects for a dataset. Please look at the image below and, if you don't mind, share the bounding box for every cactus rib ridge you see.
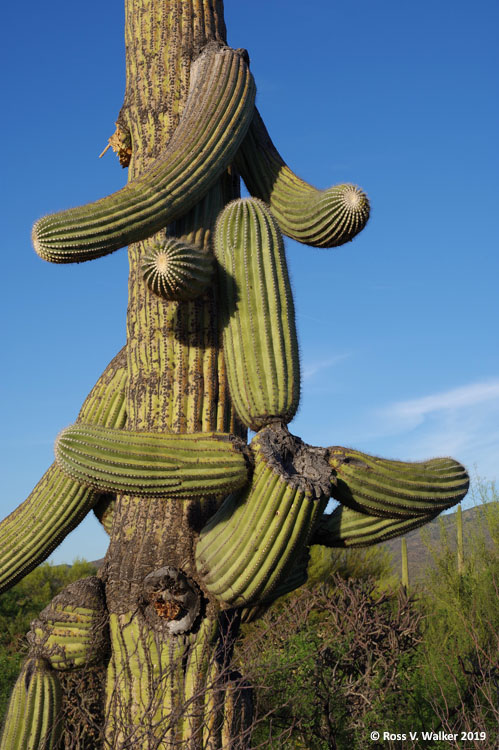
[0,348,127,594]
[28,577,108,670]
[234,108,370,248]
[142,238,213,300]
[312,504,441,548]
[215,197,300,430]
[196,423,330,606]
[0,658,62,750]
[33,46,256,263]
[55,424,252,497]
[328,447,469,518]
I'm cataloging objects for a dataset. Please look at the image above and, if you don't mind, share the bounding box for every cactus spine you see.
[214,198,300,430]
[328,447,469,517]
[28,577,108,670]
[196,424,330,606]
[235,109,370,247]
[33,46,256,263]
[55,424,251,497]
[311,503,440,548]
[141,238,213,301]
[0,348,127,593]
[0,658,62,750]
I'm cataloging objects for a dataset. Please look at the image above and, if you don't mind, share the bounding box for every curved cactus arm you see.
[311,504,440,548]
[27,577,109,671]
[196,423,331,608]
[328,447,469,518]
[55,425,252,498]
[234,108,370,248]
[0,657,62,750]
[0,348,127,594]
[33,45,256,263]
[214,197,300,430]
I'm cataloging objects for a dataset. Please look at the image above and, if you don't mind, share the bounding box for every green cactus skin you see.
[0,349,127,594]
[32,46,255,263]
[28,577,108,670]
[196,424,330,607]
[328,447,469,518]
[235,109,370,248]
[141,238,213,300]
[311,504,440,548]
[93,494,115,535]
[55,424,251,497]
[214,197,300,430]
[0,658,62,750]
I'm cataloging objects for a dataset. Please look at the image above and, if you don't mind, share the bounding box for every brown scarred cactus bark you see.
[0,1,469,748]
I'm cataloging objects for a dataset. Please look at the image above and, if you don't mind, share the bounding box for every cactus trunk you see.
[99,2,251,745]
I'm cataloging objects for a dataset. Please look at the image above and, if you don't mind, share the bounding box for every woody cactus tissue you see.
[0,1,468,748]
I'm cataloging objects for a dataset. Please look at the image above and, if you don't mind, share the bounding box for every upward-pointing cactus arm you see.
[32,45,256,263]
[0,348,127,594]
[234,108,370,248]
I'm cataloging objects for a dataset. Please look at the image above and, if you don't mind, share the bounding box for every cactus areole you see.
[0,1,469,748]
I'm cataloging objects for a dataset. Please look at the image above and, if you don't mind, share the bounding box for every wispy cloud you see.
[302,353,351,381]
[364,379,499,483]
[380,380,499,432]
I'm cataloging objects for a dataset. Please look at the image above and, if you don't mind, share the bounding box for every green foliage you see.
[413,487,499,742]
[306,542,395,588]
[236,481,498,749]
[0,559,96,720]
[238,577,422,749]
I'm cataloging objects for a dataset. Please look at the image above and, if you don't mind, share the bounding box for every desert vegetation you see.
[1,485,496,748]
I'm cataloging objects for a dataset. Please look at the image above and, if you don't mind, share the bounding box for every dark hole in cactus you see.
[139,567,204,635]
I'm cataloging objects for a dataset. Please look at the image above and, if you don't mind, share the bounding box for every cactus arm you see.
[310,504,440,548]
[234,108,370,248]
[214,197,300,430]
[54,425,252,498]
[0,658,62,750]
[32,45,256,263]
[0,348,127,594]
[196,423,331,607]
[328,447,469,517]
[28,577,108,671]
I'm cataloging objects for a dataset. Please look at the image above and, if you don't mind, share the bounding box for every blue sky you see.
[1,0,498,564]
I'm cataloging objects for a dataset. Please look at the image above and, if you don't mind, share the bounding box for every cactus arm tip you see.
[235,108,370,248]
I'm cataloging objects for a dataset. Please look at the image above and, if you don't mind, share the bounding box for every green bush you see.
[0,559,97,720]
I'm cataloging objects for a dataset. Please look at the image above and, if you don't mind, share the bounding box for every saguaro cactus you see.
[1,1,469,748]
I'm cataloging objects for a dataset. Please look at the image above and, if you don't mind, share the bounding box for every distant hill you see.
[380,502,497,583]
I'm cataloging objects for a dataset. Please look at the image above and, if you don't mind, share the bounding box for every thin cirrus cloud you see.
[302,353,351,381]
[379,380,499,432]
[370,379,499,481]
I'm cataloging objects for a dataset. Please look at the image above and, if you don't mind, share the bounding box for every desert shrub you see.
[238,577,422,749]
[0,559,97,720]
